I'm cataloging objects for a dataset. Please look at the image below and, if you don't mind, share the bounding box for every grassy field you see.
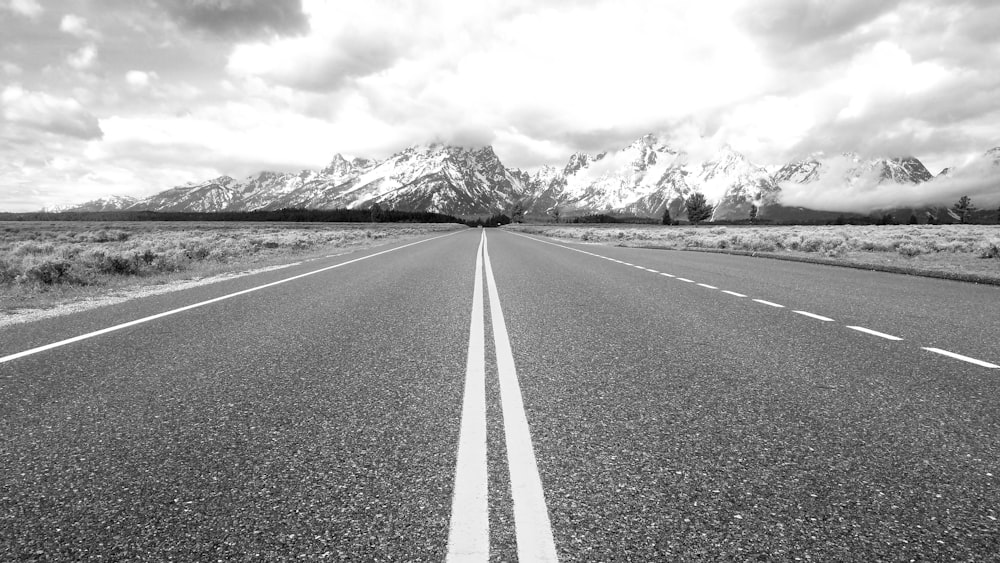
[506,223,1000,283]
[1,221,463,318]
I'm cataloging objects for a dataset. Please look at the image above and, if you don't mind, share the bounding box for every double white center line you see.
[447,231,558,562]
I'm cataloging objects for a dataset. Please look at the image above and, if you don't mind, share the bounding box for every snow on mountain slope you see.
[47,195,140,212]
[774,153,934,187]
[532,135,777,221]
[54,136,987,219]
[132,176,241,212]
[265,144,528,215]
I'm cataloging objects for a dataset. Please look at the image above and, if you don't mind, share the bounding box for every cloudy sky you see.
[1,0,998,211]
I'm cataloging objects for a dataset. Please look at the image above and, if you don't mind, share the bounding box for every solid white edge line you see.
[846,326,903,341]
[482,234,559,562]
[446,231,490,562]
[696,283,718,289]
[721,290,746,297]
[793,310,834,322]
[0,232,458,365]
[753,299,785,308]
[923,347,999,369]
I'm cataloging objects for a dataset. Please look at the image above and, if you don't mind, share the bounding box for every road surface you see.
[2,228,999,561]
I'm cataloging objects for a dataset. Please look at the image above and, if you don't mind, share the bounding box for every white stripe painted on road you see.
[676,277,694,283]
[697,283,718,289]
[846,326,903,341]
[504,230,1000,370]
[922,348,999,368]
[446,231,490,562]
[483,234,559,563]
[0,232,460,365]
[793,311,834,322]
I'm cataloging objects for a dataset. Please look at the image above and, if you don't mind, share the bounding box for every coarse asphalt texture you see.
[2,228,999,561]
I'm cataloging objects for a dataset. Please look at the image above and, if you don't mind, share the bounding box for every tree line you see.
[0,207,467,224]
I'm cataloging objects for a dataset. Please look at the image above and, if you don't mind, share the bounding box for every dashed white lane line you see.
[923,348,1000,369]
[846,326,903,341]
[696,283,718,289]
[483,234,559,562]
[447,232,490,562]
[505,231,999,370]
[0,232,460,365]
[793,310,835,322]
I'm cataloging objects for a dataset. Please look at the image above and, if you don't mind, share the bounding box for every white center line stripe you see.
[721,290,747,297]
[676,277,694,283]
[483,234,559,562]
[793,311,834,322]
[446,232,490,562]
[753,299,785,308]
[923,347,999,368]
[660,273,675,277]
[846,326,903,341]
[697,283,718,289]
[0,232,459,365]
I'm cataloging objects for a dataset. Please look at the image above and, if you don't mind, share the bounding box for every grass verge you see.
[1,221,464,324]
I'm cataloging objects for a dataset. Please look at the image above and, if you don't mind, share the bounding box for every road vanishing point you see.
[2,228,999,561]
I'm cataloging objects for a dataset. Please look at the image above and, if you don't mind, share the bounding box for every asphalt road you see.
[2,228,999,561]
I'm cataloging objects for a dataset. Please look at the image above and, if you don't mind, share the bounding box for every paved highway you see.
[2,228,998,561]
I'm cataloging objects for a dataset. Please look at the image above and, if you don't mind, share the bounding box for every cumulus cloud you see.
[67,44,98,70]
[3,0,42,19]
[153,0,308,38]
[60,14,100,39]
[125,70,158,89]
[2,85,103,139]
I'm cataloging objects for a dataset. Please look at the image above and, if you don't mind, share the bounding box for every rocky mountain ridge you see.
[62,135,979,220]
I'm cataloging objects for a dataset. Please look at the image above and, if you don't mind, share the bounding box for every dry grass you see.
[1,221,463,315]
[506,224,1000,282]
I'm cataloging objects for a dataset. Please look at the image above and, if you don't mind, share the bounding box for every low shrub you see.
[16,259,80,286]
[897,243,926,257]
[0,258,19,283]
[84,251,142,276]
[13,242,55,256]
[975,240,1000,259]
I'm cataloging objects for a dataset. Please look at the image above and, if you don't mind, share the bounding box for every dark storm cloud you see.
[153,0,308,38]
[2,87,103,140]
[737,0,902,51]
[227,27,404,91]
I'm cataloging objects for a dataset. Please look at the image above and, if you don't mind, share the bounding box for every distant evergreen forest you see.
[0,207,466,224]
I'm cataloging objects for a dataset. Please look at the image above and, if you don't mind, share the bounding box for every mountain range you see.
[58,134,996,221]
